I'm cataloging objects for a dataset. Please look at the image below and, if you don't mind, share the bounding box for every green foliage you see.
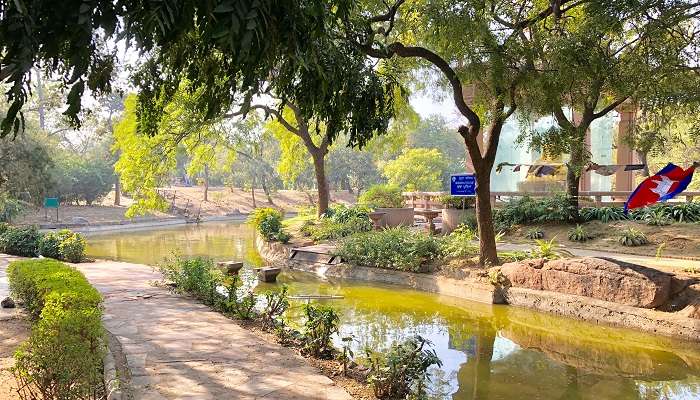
[382,148,448,191]
[438,195,473,209]
[38,229,86,263]
[529,238,563,260]
[337,228,441,272]
[667,203,700,223]
[440,225,478,258]
[302,303,340,359]
[0,225,41,257]
[158,255,224,307]
[59,231,87,263]
[0,132,55,203]
[247,207,289,242]
[568,225,593,242]
[525,228,544,240]
[638,207,673,226]
[261,286,290,330]
[53,154,113,205]
[366,336,442,400]
[302,204,373,241]
[493,194,574,231]
[8,259,105,400]
[580,207,627,223]
[0,194,24,222]
[221,275,258,320]
[618,228,649,247]
[358,184,405,208]
[630,203,700,224]
[248,207,284,229]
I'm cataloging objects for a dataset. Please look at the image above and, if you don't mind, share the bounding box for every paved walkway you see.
[0,256,351,400]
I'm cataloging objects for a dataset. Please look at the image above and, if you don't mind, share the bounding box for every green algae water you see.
[86,222,700,399]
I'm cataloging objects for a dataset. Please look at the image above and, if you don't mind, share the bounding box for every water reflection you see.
[86,223,700,400]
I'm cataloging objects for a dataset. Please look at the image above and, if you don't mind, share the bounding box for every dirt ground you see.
[15,187,358,226]
[506,220,700,260]
[0,316,29,400]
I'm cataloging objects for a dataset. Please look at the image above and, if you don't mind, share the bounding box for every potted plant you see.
[358,184,414,228]
[439,195,475,234]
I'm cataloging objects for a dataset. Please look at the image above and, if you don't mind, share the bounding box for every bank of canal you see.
[85,221,700,399]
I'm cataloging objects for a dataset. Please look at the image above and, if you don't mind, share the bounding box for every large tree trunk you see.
[474,165,499,266]
[250,173,257,209]
[114,175,121,206]
[261,174,274,204]
[565,128,587,221]
[311,152,330,217]
[203,164,209,202]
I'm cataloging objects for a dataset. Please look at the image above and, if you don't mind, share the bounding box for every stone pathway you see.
[58,260,351,400]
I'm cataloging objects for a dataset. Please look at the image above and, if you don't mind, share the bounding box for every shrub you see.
[568,224,593,242]
[247,207,289,242]
[261,286,290,330]
[38,229,86,262]
[366,336,442,399]
[158,255,224,306]
[59,231,87,263]
[618,228,649,246]
[302,303,340,358]
[440,225,478,258]
[248,207,284,229]
[0,194,24,222]
[438,195,473,209]
[221,275,257,320]
[38,231,64,259]
[0,225,41,257]
[668,202,700,223]
[529,238,563,259]
[631,203,700,224]
[304,204,373,242]
[579,206,627,223]
[358,184,405,208]
[639,207,673,226]
[337,228,441,272]
[8,259,104,399]
[525,227,544,239]
[493,194,573,231]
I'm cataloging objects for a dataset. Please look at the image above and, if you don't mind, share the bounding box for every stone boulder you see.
[499,257,672,309]
[1,297,15,308]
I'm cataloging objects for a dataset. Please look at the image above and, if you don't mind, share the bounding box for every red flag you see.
[624,163,697,211]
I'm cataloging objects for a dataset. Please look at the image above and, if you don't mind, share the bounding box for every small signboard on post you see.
[44,197,59,222]
[450,174,477,197]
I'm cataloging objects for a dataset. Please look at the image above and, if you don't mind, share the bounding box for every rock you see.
[680,298,700,319]
[1,297,15,308]
[500,257,672,308]
[71,216,90,226]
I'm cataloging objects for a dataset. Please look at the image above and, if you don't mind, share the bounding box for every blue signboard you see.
[450,174,476,197]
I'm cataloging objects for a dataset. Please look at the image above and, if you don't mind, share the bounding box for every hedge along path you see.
[73,260,352,400]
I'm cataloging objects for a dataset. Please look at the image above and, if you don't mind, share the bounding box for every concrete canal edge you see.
[256,238,700,342]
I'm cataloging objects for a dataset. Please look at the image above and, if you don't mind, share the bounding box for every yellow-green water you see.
[86,222,700,399]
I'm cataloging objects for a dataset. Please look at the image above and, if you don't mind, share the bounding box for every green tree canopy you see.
[1,0,396,147]
[382,148,448,191]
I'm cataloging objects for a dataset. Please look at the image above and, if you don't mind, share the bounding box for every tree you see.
[517,0,700,217]
[350,0,576,265]
[1,1,396,166]
[407,115,466,188]
[52,153,114,205]
[327,144,381,194]
[382,148,448,191]
[263,104,332,216]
